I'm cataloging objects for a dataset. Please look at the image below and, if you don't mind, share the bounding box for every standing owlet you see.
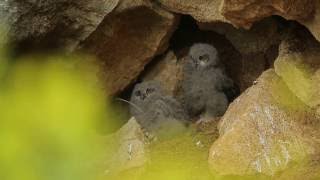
[180,43,237,119]
[130,81,189,138]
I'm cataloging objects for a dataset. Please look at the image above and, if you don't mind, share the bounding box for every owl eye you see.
[146,88,154,94]
[135,91,141,96]
[199,54,209,62]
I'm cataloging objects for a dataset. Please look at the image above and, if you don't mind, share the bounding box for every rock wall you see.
[81,0,179,95]
[1,0,119,52]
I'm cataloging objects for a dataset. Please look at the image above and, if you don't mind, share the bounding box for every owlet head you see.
[188,43,219,69]
[131,81,163,103]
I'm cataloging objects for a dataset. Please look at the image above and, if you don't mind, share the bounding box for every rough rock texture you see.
[219,0,320,43]
[209,70,320,176]
[200,19,280,55]
[195,117,221,136]
[200,18,280,91]
[276,155,320,180]
[0,0,119,52]
[274,33,320,114]
[221,0,315,29]
[301,0,320,42]
[104,118,147,175]
[157,0,228,23]
[158,0,320,43]
[82,0,179,95]
[143,51,183,96]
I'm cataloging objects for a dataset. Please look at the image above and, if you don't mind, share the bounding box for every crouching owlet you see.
[130,81,189,138]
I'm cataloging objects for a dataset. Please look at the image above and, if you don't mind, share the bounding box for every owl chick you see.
[130,81,189,138]
[180,43,237,119]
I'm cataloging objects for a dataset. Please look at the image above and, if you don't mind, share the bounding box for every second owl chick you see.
[181,43,237,119]
[130,81,189,138]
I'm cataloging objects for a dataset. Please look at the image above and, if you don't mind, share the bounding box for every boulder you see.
[274,33,320,113]
[276,154,320,180]
[82,0,179,95]
[104,118,147,175]
[220,0,320,43]
[300,0,320,42]
[157,0,227,23]
[221,0,315,29]
[0,0,119,52]
[209,70,320,176]
[158,0,320,43]
[143,51,183,96]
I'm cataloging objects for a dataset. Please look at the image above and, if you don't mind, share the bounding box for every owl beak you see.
[191,57,199,68]
[199,61,206,66]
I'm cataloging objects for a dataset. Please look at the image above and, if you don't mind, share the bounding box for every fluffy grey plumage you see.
[181,43,236,118]
[130,81,189,137]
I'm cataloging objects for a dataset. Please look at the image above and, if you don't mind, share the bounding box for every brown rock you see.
[195,117,221,136]
[2,0,119,52]
[209,70,320,176]
[274,32,320,113]
[157,0,228,23]
[143,51,183,96]
[104,118,147,175]
[236,53,268,91]
[82,0,179,95]
[300,0,320,42]
[158,0,320,45]
[221,0,315,29]
[276,154,320,180]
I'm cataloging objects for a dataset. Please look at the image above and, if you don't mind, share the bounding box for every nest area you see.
[113,15,311,132]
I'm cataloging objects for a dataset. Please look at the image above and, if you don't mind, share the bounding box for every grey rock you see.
[0,0,119,52]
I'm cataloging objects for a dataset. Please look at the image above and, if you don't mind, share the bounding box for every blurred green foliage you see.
[0,52,109,180]
[108,131,270,180]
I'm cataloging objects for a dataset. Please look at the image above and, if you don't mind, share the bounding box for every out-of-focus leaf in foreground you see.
[0,54,109,180]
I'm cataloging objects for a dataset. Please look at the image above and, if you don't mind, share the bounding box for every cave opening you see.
[110,15,244,132]
[109,14,320,135]
[105,13,320,135]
